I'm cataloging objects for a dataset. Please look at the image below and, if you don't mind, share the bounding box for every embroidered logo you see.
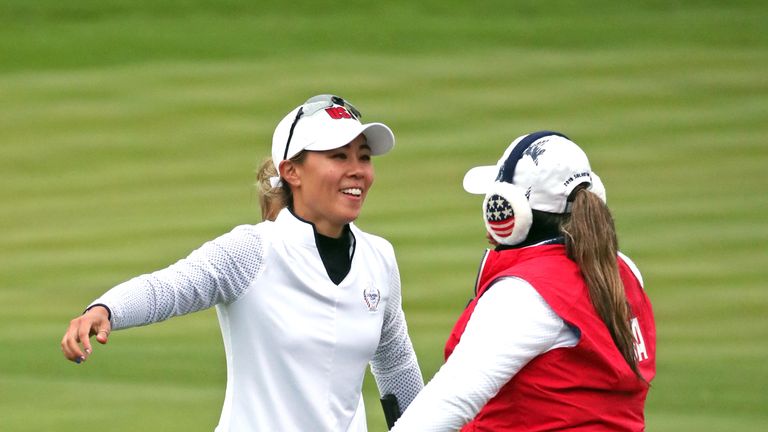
[523,141,547,165]
[363,286,381,312]
[325,107,353,119]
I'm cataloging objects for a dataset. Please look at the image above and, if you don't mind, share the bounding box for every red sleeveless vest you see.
[445,245,656,431]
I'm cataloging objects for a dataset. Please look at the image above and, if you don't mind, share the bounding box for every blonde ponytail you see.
[255,158,287,221]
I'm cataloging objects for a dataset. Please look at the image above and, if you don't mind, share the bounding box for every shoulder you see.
[350,225,399,283]
[482,276,553,310]
[492,248,578,290]
[483,276,538,299]
[350,224,395,258]
[617,251,644,288]
[471,278,570,352]
[486,250,582,311]
[480,277,559,319]
[207,222,274,257]
[228,221,272,238]
[219,222,270,241]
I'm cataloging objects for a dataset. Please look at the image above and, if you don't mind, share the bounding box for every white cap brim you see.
[462,165,500,194]
[360,122,395,155]
[303,121,394,155]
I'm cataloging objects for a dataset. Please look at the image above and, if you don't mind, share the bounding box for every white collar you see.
[274,208,317,247]
[274,208,359,247]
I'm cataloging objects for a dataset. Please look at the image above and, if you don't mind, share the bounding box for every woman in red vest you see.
[392,131,656,431]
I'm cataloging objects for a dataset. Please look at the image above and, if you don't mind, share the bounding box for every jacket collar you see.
[274,207,357,247]
[274,207,318,247]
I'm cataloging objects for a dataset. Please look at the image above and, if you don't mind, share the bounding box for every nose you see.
[347,155,369,178]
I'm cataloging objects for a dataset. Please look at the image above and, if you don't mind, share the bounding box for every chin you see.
[340,204,363,221]
[339,211,361,224]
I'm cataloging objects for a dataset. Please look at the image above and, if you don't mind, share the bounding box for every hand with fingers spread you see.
[61,305,112,364]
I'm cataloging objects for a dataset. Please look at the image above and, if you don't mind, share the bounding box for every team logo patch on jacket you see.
[363,286,381,312]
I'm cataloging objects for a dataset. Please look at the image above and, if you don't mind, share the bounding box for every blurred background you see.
[1,1,766,430]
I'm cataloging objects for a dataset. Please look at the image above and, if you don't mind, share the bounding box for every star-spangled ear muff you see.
[483,181,533,246]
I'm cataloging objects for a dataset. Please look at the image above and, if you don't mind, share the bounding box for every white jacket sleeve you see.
[88,225,267,330]
[391,277,578,431]
[370,259,425,414]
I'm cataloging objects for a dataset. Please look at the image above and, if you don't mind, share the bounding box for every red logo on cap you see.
[325,107,352,119]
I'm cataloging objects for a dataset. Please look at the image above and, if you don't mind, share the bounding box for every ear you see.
[279,160,301,188]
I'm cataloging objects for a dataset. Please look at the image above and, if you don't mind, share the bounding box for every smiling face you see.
[280,134,374,237]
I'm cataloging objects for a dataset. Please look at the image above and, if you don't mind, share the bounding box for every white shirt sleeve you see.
[88,225,267,330]
[391,277,578,431]
[370,259,425,413]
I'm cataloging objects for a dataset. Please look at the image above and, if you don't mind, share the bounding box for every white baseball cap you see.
[271,94,395,177]
[462,131,606,213]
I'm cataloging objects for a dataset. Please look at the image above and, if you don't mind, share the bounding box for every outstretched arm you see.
[391,278,577,431]
[59,225,267,364]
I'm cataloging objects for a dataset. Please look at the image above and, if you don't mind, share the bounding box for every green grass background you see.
[2,1,767,430]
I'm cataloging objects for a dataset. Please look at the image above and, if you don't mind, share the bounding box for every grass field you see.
[1,1,767,431]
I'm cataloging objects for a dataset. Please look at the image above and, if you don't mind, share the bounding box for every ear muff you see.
[483,130,568,246]
[483,181,533,246]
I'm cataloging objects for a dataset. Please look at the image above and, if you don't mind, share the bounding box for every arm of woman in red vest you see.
[390,277,578,431]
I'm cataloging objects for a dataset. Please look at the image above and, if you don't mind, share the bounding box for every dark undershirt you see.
[314,225,355,285]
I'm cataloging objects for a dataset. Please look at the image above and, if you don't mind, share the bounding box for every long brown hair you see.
[561,187,643,380]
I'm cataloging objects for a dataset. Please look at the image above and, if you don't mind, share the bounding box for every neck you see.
[310,217,345,238]
[316,225,344,238]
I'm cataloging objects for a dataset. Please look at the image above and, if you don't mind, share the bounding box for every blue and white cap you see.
[463,131,606,214]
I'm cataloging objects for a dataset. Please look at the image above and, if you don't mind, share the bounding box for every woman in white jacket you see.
[61,94,423,431]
